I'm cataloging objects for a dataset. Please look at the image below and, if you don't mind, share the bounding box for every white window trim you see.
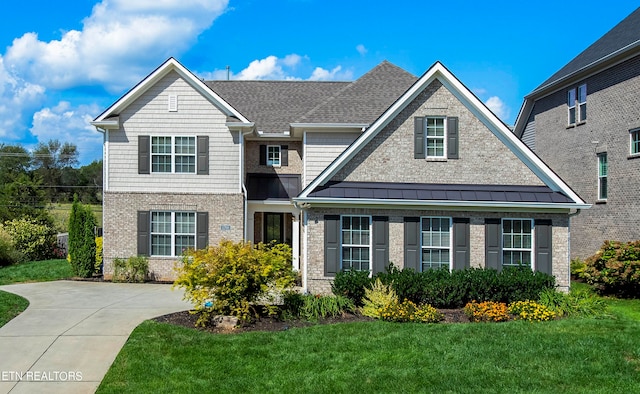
[577,84,587,123]
[420,216,452,272]
[151,135,196,174]
[630,129,640,156]
[425,116,447,159]
[567,88,577,126]
[597,153,608,201]
[340,215,372,274]
[266,145,281,167]
[501,218,534,270]
[150,211,196,257]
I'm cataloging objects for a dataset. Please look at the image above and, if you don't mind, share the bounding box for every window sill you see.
[628,154,640,160]
[595,200,607,205]
[576,120,586,127]
[426,157,448,162]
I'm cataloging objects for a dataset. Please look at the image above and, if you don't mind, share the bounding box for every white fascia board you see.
[292,197,591,211]
[226,122,255,129]
[290,123,370,129]
[93,58,249,123]
[90,117,119,130]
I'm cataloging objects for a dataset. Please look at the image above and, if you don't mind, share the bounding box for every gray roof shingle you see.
[534,7,640,92]
[205,61,417,132]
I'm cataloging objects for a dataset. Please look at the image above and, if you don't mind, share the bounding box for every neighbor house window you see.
[598,153,608,200]
[151,136,195,173]
[568,84,587,125]
[151,211,195,256]
[267,145,281,167]
[630,129,640,155]
[421,217,451,271]
[341,215,371,272]
[502,219,533,267]
[426,117,446,158]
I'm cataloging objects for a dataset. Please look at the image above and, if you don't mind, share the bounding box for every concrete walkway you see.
[0,281,191,394]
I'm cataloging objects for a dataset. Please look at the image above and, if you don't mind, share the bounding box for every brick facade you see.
[103,191,244,281]
[526,55,640,259]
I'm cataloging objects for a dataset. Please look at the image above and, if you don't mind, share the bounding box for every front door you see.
[264,213,284,244]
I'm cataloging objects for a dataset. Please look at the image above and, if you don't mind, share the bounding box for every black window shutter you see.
[324,215,340,277]
[197,136,209,175]
[137,211,150,256]
[372,216,389,275]
[281,145,288,166]
[485,218,501,270]
[138,136,150,174]
[535,219,552,275]
[196,212,209,249]
[404,217,420,271]
[447,117,459,159]
[414,117,425,159]
[452,218,470,270]
[259,145,267,165]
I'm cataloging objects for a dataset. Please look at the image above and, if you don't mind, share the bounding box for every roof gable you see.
[93,57,249,124]
[297,61,587,208]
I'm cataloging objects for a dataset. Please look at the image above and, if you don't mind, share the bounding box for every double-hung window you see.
[151,211,196,256]
[502,219,533,268]
[421,217,451,270]
[630,129,640,156]
[426,117,446,158]
[267,145,281,167]
[151,136,196,173]
[568,84,587,125]
[341,216,371,272]
[598,153,608,200]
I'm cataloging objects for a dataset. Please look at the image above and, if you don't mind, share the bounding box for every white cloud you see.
[309,66,352,81]
[484,96,510,121]
[30,102,103,164]
[4,0,229,92]
[356,44,368,56]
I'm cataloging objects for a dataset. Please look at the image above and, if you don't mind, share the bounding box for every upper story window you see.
[421,217,451,271]
[502,219,533,268]
[598,153,608,201]
[568,84,587,125]
[151,136,195,173]
[630,128,640,156]
[267,145,281,167]
[414,116,459,160]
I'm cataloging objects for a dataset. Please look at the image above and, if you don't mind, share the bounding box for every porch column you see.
[292,214,300,271]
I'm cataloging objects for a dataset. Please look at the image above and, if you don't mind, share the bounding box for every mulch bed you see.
[153,308,470,334]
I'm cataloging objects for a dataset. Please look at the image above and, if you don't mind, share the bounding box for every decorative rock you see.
[213,315,239,330]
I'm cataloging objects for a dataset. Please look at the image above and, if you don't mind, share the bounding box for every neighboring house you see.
[93,57,588,293]
[514,7,640,259]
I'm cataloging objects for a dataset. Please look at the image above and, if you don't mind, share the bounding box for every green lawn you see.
[0,290,29,328]
[98,296,640,393]
[0,259,73,285]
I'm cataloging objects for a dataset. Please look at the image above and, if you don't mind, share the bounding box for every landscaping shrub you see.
[374,266,555,308]
[95,236,103,274]
[579,240,640,298]
[379,300,443,323]
[0,227,23,266]
[113,256,148,283]
[174,240,296,326]
[280,291,305,320]
[361,278,398,318]
[538,287,608,318]
[67,198,97,277]
[300,294,354,321]
[331,269,373,306]
[464,301,510,322]
[508,300,556,322]
[1,217,56,262]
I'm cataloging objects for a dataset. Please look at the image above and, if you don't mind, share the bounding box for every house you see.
[92,57,588,293]
[513,7,640,259]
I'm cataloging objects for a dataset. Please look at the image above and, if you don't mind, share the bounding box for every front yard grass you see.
[98,304,640,393]
[0,259,73,285]
[0,290,29,328]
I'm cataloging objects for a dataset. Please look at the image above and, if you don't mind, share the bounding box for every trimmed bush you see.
[579,240,640,298]
[0,227,23,266]
[174,240,296,326]
[331,269,373,306]
[67,198,97,277]
[1,217,56,262]
[113,256,148,283]
[379,300,443,323]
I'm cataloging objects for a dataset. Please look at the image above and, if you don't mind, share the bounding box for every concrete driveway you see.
[0,280,191,394]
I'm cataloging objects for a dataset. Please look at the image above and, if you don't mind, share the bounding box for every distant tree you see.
[77,160,103,203]
[32,139,79,202]
[0,173,49,223]
[0,144,31,185]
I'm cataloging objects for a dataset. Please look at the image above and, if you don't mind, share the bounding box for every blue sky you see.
[1,1,638,165]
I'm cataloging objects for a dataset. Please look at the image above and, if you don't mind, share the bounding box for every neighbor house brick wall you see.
[103,191,244,281]
[526,55,640,259]
[304,209,569,294]
[333,80,544,186]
